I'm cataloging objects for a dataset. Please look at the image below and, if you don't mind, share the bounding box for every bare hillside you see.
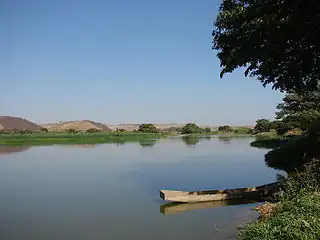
[0,116,41,131]
[42,120,112,131]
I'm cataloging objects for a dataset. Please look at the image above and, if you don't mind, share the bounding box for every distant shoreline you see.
[0,131,258,146]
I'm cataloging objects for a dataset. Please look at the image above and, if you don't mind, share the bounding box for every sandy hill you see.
[0,116,41,131]
[42,120,112,132]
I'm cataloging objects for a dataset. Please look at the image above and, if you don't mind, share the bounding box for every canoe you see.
[160,182,280,203]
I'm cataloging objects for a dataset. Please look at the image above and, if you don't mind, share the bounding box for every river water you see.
[0,137,280,240]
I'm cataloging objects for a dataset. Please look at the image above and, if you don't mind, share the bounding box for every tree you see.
[270,120,291,135]
[234,127,254,134]
[212,0,320,92]
[275,91,320,131]
[67,129,78,134]
[86,128,101,133]
[204,127,211,133]
[138,124,158,133]
[254,119,272,133]
[218,125,233,132]
[116,128,126,132]
[181,123,203,134]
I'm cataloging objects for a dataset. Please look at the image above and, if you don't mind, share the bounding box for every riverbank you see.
[0,131,260,146]
[0,132,169,145]
[238,160,320,240]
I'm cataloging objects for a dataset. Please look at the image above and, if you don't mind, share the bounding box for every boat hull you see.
[160,182,279,203]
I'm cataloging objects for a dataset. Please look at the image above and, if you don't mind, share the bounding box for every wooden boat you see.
[160,182,280,203]
[160,199,259,215]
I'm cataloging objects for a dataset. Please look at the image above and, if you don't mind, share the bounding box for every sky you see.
[0,0,284,125]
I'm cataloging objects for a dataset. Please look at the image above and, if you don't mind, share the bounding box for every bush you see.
[67,129,78,134]
[218,125,233,132]
[86,128,101,133]
[254,119,272,133]
[239,160,320,240]
[270,120,291,135]
[181,123,202,134]
[204,127,211,133]
[285,128,303,136]
[17,129,34,134]
[138,124,158,133]
[234,127,253,134]
[116,128,126,132]
[40,128,48,132]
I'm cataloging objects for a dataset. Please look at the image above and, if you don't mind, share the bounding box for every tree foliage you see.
[204,127,211,133]
[275,91,320,131]
[254,119,272,133]
[86,128,101,133]
[212,0,320,92]
[138,124,158,133]
[181,123,203,134]
[218,125,233,132]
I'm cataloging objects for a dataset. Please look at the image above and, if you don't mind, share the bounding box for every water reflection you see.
[66,144,97,149]
[181,136,200,146]
[218,136,232,144]
[160,199,259,215]
[139,139,157,148]
[0,146,30,155]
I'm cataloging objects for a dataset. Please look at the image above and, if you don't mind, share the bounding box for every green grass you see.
[0,131,168,146]
[238,160,320,240]
[239,191,320,240]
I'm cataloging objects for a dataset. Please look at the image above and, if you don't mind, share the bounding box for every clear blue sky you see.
[0,0,283,125]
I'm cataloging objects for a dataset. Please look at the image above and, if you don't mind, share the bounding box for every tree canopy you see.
[138,124,158,133]
[254,119,272,133]
[218,125,233,132]
[275,91,320,131]
[212,0,320,92]
[181,123,203,134]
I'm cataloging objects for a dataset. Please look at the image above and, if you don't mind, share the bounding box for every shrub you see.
[254,119,272,133]
[86,128,101,133]
[40,128,48,132]
[116,128,126,132]
[218,125,233,132]
[138,124,158,133]
[204,127,211,133]
[239,160,320,240]
[181,123,202,134]
[234,127,253,134]
[67,129,78,134]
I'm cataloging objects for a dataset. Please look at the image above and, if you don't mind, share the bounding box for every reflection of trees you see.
[139,140,157,148]
[0,146,30,155]
[203,135,211,141]
[181,136,200,146]
[250,122,320,172]
[114,141,126,147]
[218,136,231,144]
[69,144,97,149]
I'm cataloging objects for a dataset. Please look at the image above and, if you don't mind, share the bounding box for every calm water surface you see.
[0,137,280,240]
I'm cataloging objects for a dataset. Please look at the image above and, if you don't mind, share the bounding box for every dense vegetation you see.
[0,130,167,145]
[239,160,320,240]
[213,0,320,239]
[212,0,320,92]
[137,123,158,133]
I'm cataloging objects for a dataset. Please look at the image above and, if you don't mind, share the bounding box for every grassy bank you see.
[0,131,168,145]
[239,160,320,240]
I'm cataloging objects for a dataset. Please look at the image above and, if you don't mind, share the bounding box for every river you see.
[0,136,281,240]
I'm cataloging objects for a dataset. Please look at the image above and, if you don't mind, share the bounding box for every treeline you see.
[212,0,320,238]
[254,91,320,136]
